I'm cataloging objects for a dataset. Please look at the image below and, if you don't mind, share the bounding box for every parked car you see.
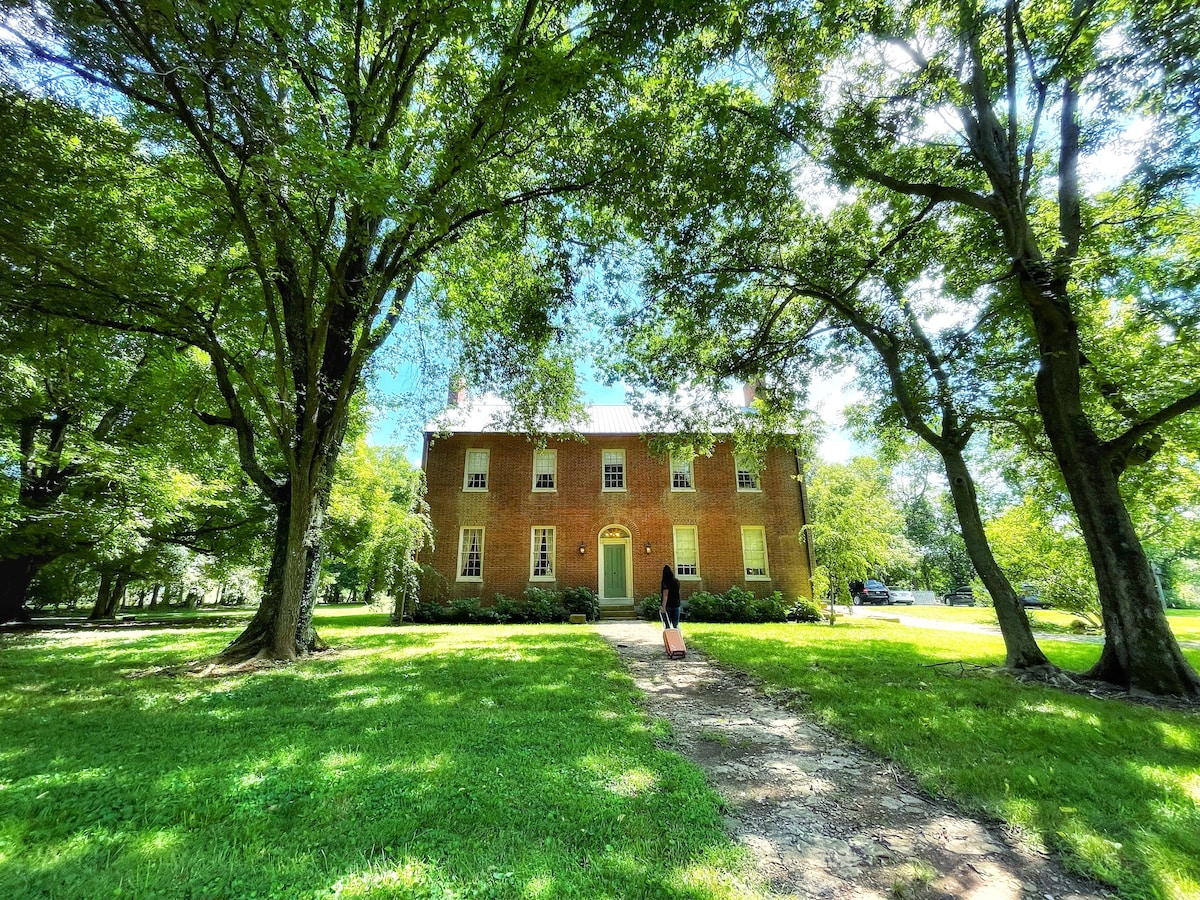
[856,579,893,605]
[888,589,915,605]
[1020,591,1051,609]
[942,586,976,606]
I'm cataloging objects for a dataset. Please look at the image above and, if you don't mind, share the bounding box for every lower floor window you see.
[673,525,699,577]
[741,526,769,579]
[458,527,484,580]
[531,526,556,579]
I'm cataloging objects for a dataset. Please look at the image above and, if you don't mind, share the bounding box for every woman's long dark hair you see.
[661,565,679,590]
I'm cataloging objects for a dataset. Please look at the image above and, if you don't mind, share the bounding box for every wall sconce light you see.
[645,543,652,554]
[578,543,586,555]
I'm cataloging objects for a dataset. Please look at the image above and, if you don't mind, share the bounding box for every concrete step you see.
[598,603,638,620]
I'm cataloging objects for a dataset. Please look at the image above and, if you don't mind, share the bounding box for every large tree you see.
[5,0,704,660]
[0,88,268,623]
[748,0,1200,696]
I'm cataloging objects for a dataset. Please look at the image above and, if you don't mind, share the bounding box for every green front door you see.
[602,544,627,598]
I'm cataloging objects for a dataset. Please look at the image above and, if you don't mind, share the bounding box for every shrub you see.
[638,596,661,620]
[405,586,607,625]
[409,598,448,624]
[519,587,562,623]
[787,597,824,623]
[685,590,733,622]
[680,587,791,624]
[490,594,526,624]
[560,585,600,621]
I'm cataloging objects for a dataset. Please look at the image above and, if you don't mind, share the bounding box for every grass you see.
[874,604,1200,642]
[683,620,1200,900]
[0,610,765,900]
[1164,610,1200,642]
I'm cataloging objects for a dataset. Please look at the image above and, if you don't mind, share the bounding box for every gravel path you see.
[596,620,1110,900]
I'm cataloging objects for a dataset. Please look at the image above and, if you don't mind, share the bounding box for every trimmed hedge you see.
[408,586,599,624]
[639,586,822,624]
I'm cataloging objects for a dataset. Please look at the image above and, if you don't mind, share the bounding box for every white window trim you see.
[669,451,695,492]
[529,526,556,581]
[672,525,700,580]
[532,448,557,493]
[456,527,485,582]
[741,526,770,581]
[735,453,762,492]
[463,448,490,492]
[601,448,626,492]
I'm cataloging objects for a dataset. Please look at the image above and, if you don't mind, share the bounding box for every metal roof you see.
[426,402,656,436]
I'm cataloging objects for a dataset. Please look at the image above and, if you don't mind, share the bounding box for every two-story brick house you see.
[420,401,813,614]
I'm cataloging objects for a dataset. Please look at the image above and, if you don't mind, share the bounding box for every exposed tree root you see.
[130,644,337,680]
[924,659,1200,712]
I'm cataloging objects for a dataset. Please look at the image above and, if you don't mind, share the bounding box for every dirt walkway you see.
[597,621,1110,900]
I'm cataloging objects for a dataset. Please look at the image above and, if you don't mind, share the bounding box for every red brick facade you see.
[421,426,814,606]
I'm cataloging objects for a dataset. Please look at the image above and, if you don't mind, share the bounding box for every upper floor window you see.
[463,449,489,491]
[735,453,762,492]
[670,451,694,491]
[602,449,626,491]
[673,525,699,578]
[530,526,556,580]
[741,526,770,580]
[533,449,557,492]
[458,527,484,581]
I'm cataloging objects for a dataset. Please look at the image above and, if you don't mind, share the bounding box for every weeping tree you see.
[5,0,708,661]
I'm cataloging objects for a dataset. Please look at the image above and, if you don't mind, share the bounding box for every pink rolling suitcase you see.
[660,611,686,659]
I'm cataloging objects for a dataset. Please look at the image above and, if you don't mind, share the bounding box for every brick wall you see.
[421,432,813,603]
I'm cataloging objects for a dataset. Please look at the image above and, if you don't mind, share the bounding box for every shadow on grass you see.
[685,622,1200,900]
[0,624,752,900]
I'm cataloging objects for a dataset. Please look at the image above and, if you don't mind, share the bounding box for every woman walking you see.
[660,565,682,629]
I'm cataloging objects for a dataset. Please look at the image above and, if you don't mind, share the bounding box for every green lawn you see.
[0,611,764,900]
[1164,609,1200,642]
[873,604,1083,627]
[879,604,1200,642]
[684,620,1200,900]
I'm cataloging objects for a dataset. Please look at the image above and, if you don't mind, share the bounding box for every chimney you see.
[448,377,467,407]
[742,378,761,409]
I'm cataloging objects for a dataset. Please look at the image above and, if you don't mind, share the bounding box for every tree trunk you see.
[0,555,43,623]
[89,571,117,620]
[942,451,1054,671]
[220,476,327,662]
[149,583,161,609]
[1020,269,1200,697]
[857,295,1052,672]
[113,574,128,612]
[294,532,327,653]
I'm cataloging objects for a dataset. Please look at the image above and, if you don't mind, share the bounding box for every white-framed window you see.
[670,451,694,491]
[741,526,769,580]
[602,449,626,491]
[735,453,761,491]
[673,525,699,578]
[457,527,484,581]
[463,449,489,491]
[532,449,557,492]
[530,526,556,580]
